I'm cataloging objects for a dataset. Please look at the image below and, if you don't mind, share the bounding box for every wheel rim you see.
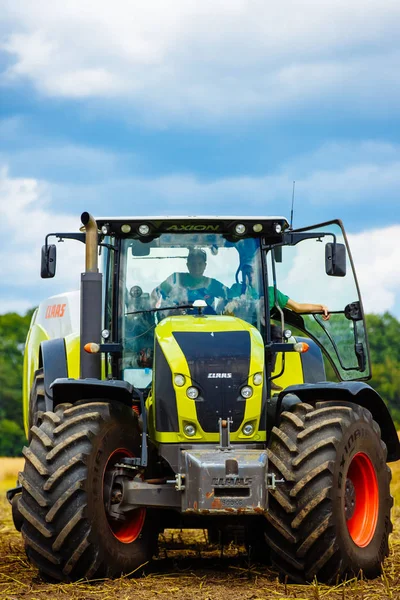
[345,452,379,547]
[104,448,146,544]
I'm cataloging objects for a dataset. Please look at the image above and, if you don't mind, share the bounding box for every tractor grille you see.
[173,331,251,433]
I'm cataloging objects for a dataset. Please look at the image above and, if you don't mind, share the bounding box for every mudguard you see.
[50,377,134,406]
[277,381,400,462]
[40,338,68,411]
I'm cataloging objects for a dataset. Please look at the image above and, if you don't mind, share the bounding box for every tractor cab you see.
[97,216,371,395]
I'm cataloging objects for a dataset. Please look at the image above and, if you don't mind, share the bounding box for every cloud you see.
[0,128,399,228]
[349,227,400,316]
[1,136,399,230]
[1,164,399,318]
[2,1,400,124]
[0,166,84,313]
[44,141,400,225]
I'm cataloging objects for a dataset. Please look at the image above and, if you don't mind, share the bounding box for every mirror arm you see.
[44,232,86,250]
[282,231,327,246]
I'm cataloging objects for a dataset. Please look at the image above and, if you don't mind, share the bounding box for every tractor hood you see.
[152,315,265,443]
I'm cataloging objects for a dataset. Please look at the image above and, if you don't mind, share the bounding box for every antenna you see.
[290,180,296,229]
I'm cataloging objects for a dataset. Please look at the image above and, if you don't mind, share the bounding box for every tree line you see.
[0,310,399,456]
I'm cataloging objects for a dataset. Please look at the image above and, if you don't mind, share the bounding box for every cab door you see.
[270,219,371,381]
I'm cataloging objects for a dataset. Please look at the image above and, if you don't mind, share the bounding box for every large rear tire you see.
[19,401,159,581]
[266,401,393,583]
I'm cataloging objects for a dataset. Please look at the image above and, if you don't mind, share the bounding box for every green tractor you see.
[8,212,399,583]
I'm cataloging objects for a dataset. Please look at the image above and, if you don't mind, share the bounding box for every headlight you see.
[240,386,253,399]
[253,373,263,386]
[187,386,199,399]
[242,423,254,436]
[174,374,186,387]
[184,424,196,437]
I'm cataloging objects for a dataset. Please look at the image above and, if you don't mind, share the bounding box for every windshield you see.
[120,234,263,387]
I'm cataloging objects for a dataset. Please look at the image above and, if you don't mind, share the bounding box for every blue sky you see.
[1,0,400,316]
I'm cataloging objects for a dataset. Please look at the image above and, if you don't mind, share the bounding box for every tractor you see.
[7,212,399,584]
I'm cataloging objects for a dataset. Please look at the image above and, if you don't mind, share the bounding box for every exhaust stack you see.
[80,212,102,379]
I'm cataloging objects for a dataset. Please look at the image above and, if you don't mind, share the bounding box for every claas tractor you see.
[8,212,400,584]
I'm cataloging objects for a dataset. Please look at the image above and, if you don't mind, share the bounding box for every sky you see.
[1,0,400,317]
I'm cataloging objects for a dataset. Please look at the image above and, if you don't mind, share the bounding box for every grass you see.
[1,458,400,599]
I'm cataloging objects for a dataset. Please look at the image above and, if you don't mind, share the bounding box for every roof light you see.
[121,224,131,233]
[253,224,263,233]
[235,224,246,235]
[138,224,150,236]
[101,224,110,235]
[274,223,282,234]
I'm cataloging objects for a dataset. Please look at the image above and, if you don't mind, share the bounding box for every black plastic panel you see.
[173,331,251,433]
[299,337,326,383]
[155,339,179,432]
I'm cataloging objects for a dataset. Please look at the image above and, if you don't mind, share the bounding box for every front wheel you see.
[266,401,393,583]
[19,401,159,581]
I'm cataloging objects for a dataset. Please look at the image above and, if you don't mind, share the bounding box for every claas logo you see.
[45,303,67,319]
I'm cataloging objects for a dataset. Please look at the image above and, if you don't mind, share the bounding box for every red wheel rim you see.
[346,452,379,547]
[104,448,146,544]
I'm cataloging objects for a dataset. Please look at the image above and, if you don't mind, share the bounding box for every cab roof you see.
[95,215,289,238]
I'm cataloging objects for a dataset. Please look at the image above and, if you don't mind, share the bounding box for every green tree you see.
[0,419,25,456]
[366,312,400,364]
[0,310,34,421]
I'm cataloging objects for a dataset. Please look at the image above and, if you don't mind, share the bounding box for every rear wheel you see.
[266,401,393,583]
[19,401,159,581]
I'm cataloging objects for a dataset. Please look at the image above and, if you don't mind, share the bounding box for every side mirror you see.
[41,244,57,278]
[325,242,346,277]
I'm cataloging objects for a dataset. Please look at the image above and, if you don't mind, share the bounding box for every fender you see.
[39,338,68,412]
[278,381,400,462]
[50,377,135,407]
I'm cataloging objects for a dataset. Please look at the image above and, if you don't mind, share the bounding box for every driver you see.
[153,248,228,311]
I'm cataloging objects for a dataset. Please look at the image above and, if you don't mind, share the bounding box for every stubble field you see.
[1,457,400,600]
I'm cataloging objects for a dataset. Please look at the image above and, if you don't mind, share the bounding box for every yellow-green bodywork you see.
[23,318,80,437]
[23,306,306,441]
[146,314,305,444]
